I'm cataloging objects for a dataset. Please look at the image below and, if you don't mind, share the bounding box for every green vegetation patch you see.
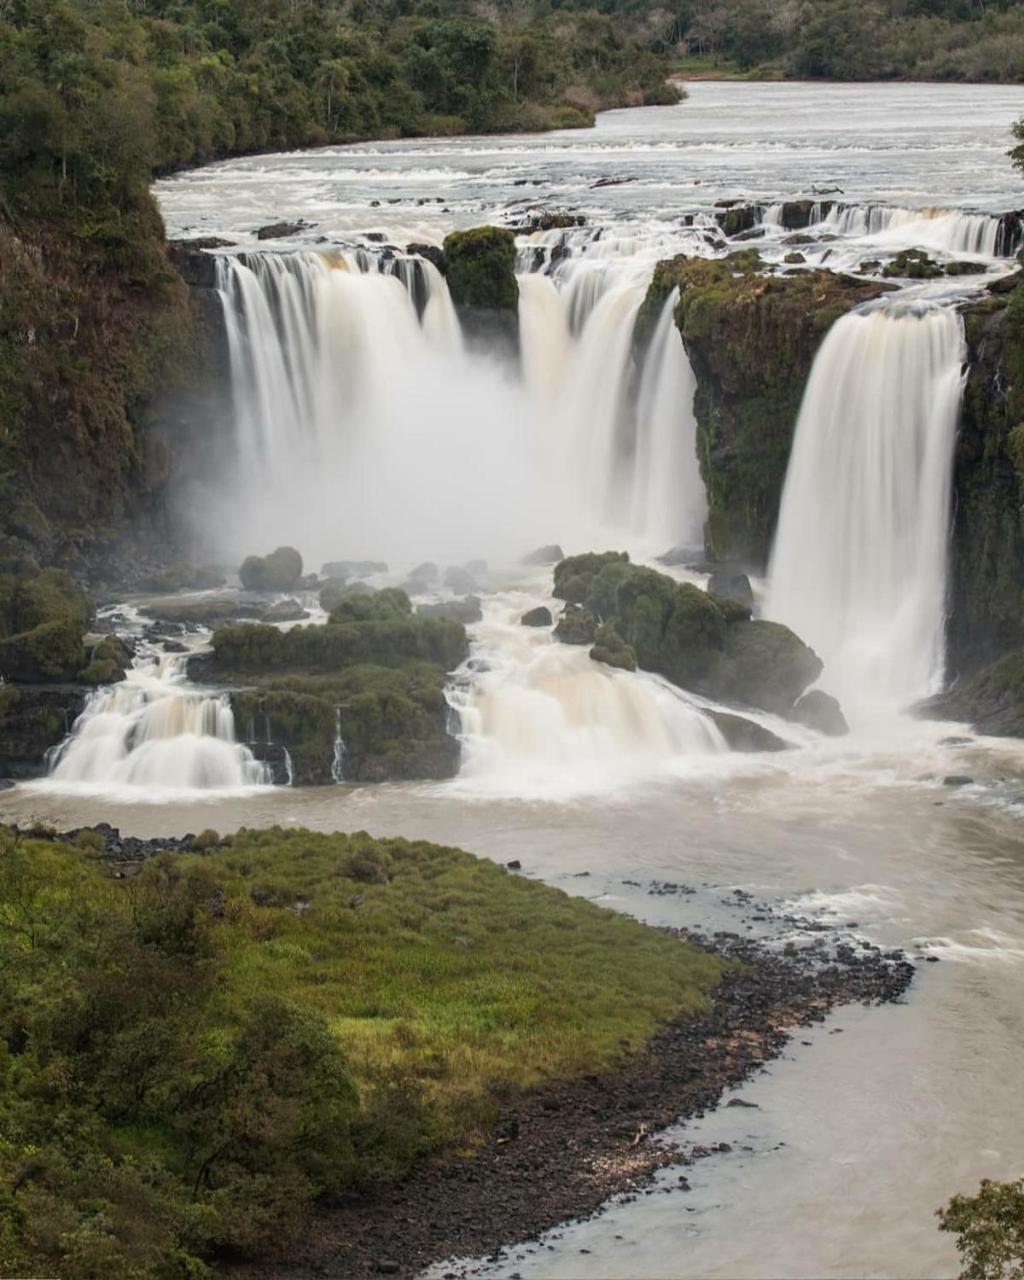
[0,825,722,1278]
[0,568,90,683]
[443,227,519,311]
[553,551,820,715]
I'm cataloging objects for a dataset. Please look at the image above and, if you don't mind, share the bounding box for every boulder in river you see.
[554,605,597,646]
[708,711,791,753]
[255,220,309,240]
[239,546,303,592]
[708,571,755,609]
[521,606,553,627]
[522,544,564,566]
[791,689,849,737]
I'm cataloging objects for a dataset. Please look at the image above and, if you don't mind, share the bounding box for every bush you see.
[938,1178,1024,1280]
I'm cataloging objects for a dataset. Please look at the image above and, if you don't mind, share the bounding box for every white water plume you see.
[451,597,726,798]
[42,652,268,795]
[820,205,1006,257]
[212,247,708,564]
[766,303,966,717]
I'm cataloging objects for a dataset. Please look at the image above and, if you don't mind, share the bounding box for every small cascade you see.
[630,288,706,550]
[282,747,295,787]
[766,303,966,715]
[331,706,345,783]
[45,652,270,792]
[452,600,725,797]
[820,204,1004,256]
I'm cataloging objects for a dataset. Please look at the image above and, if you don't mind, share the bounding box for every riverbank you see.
[230,911,913,1280]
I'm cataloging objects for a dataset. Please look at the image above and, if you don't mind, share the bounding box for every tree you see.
[938,1179,1024,1280]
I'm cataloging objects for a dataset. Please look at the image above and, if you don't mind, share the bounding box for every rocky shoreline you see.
[228,900,914,1280]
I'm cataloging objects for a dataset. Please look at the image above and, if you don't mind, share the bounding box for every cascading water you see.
[765,303,966,716]
[450,595,726,798]
[210,247,709,564]
[43,652,269,794]
[820,204,1005,257]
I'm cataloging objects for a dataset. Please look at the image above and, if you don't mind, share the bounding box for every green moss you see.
[589,623,637,671]
[442,227,519,311]
[881,249,942,279]
[238,546,304,592]
[0,569,90,683]
[552,552,820,713]
[636,255,891,565]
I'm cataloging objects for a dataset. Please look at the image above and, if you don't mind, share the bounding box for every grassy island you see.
[0,824,722,1279]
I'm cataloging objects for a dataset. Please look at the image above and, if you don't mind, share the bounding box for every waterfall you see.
[452,602,726,798]
[211,247,708,563]
[44,653,269,793]
[631,288,706,551]
[331,706,345,783]
[765,303,966,716]
[821,204,1004,256]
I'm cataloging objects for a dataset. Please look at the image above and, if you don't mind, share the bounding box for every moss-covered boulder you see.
[0,683,87,777]
[552,552,821,715]
[589,623,637,672]
[0,569,90,683]
[921,648,1024,737]
[554,605,598,645]
[947,284,1024,680]
[881,248,942,279]
[238,545,303,592]
[636,253,892,566]
[442,226,519,357]
[78,635,133,686]
[230,663,459,784]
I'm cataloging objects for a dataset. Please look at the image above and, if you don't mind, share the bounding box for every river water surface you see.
[6,80,1024,1279]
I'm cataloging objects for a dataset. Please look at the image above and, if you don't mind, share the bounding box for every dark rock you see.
[521,606,553,628]
[709,711,791,753]
[443,566,479,595]
[168,241,226,288]
[522,544,564,566]
[255,220,309,240]
[707,571,754,608]
[404,562,439,592]
[554,605,597,646]
[406,243,446,273]
[791,689,849,737]
[417,596,483,625]
[262,597,310,623]
[942,775,974,787]
[506,860,522,870]
[784,252,806,265]
[0,684,87,775]
[882,248,942,280]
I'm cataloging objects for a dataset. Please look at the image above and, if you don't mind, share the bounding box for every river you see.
[5,80,1024,1278]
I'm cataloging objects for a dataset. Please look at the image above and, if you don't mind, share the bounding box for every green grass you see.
[0,825,723,1278]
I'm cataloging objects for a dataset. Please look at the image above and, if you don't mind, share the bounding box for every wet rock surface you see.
[229,893,914,1280]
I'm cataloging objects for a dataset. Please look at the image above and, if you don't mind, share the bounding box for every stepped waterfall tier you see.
[766,304,966,714]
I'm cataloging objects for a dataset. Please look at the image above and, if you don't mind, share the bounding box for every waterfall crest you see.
[766,303,966,715]
[211,249,708,563]
[44,654,269,794]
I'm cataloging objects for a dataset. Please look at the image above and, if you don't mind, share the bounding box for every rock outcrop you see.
[636,252,892,567]
[442,226,520,360]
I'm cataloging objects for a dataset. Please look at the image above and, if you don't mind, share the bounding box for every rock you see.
[708,710,791,753]
[707,571,754,608]
[255,220,308,240]
[512,210,586,234]
[942,775,974,787]
[589,623,637,672]
[634,254,893,565]
[417,597,483,624]
[321,560,388,580]
[506,860,522,870]
[406,243,446,273]
[442,226,519,358]
[522,544,564,566]
[552,553,821,715]
[239,546,303,592]
[791,689,849,737]
[404,562,439,592]
[442,566,478,595]
[554,605,597,645]
[882,248,942,279]
[0,569,90,684]
[657,546,701,567]
[784,252,806,265]
[139,595,243,626]
[262,597,310,623]
[0,683,87,775]
[167,241,225,288]
[521,606,553,627]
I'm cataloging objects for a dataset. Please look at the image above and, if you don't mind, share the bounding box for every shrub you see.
[239,546,303,592]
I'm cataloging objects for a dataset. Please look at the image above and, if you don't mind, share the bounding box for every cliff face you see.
[947,282,1024,681]
[640,253,891,568]
[0,198,203,580]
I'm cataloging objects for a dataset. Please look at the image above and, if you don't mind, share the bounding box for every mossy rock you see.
[589,623,637,672]
[552,552,820,715]
[239,546,303,592]
[329,588,412,624]
[78,635,133,685]
[0,569,90,683]
[442,227,519,311]
[635,255,893,566]
[554,605,597,645]
[881,249,942,279]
